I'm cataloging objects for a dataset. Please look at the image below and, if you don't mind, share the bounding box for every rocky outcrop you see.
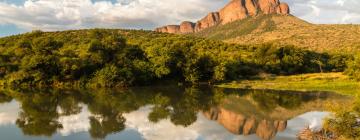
[203,107,287,140]
[180,21,195,33]
[155,25,180,34]
[258,0,280,14]
[165,25,180,34]
[219,0,248,25]
[276,3,290,15]
[155,26,168,33]
[195,12,220,32]
[155,0,290,34]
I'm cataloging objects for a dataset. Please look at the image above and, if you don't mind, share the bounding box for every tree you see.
[345,54,360,80]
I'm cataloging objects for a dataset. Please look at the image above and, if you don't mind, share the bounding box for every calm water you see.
[0,86,350,140]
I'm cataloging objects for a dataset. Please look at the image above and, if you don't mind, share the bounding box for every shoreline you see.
[215,72,360,95]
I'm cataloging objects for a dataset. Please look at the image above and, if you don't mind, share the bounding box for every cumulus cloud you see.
[283,0,360,24]
[0,0,228,31]
[0,101,19,126]
[57,104,91,136]
[0,0,360,33]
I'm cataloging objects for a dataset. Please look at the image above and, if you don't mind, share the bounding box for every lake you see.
[0,86,350,140]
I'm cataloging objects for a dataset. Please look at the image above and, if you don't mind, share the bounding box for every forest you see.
[0,29,356,88]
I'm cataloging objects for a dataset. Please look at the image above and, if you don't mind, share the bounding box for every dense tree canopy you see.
[0,29,350,88]
[345,53,360,81]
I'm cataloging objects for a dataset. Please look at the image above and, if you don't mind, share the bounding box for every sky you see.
[0,0,359,37]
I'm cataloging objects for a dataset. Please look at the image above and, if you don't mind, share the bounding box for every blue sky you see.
[0,0,360,37]
[0,24,24,37]
[0,0,24,5]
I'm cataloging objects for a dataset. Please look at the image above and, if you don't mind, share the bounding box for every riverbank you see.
[216,72,360,95]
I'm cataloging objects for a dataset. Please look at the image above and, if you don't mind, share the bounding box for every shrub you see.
[345,54,360,80]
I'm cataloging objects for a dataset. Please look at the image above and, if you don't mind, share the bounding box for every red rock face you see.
[155,26,168,33]
[246,0,259,16]
[203,107,287,139]
[180,21,195,33]
[195,12,220,32]
[167,25,180,34]
[155,0,290,34]
[276,3,290,15]
[219,0,248,25]
[258,0,280,14]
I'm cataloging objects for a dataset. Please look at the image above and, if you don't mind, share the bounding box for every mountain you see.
[155,0,290,34]
[195,14,360,53]
[154,0,360,53]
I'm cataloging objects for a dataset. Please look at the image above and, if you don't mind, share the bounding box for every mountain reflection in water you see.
[0,86,350,140]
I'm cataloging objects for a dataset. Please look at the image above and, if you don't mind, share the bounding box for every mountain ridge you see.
[194,14,360,53]
[155,0,290,34]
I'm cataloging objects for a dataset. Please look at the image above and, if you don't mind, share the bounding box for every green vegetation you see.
[217,73,360,95]
[216,70,360,139]
[195,14,277,40]
[323,98,360,139]
[0,29,349,88]
[195,14,360,53]
[345,53,360,81]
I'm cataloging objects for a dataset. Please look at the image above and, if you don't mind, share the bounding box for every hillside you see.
[155,0,290,34]
[194,14,360,53]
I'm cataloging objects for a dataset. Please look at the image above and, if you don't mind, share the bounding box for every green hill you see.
[194,14,360,53]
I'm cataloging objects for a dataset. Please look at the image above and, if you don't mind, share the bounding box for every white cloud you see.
[0,0,228,31]
[57,104,91,136]
[283,0,360,24]
[0,101,19,126]
[123,106,255,140]
[277,112,329,139]
[0,101,333,140]
[1,0,360,33]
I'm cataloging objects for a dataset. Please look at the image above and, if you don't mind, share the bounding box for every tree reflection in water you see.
[0,86,348,139]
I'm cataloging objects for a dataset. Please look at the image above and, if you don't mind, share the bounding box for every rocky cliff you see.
[203,107,287,140]
[155,0,290,34]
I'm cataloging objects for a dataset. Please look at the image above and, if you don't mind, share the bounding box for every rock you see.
[166,25,180,34]
[276,3,290,15]
[246,0,259,16]
[203,108,219,120]
[256,120,277,140]
[203,107,288,139]
[216,107,246,134]
[155,26,168,33]
[258,0,280,14]
[243,116,257,135]
[277,120,287,131]
[180,21,195,33]
[155,0,290,33]
[195,12,220,32]
[219,0,249,25]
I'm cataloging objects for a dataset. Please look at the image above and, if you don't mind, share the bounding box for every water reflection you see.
[0,87,350,140]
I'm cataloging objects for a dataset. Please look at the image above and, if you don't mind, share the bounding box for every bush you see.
[345,54,360,80]
[324,98,360,139]
[0,29,350,88]
[89,65,123,88]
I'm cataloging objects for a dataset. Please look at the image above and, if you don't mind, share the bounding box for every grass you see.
[194,14,360,54]
[195,14,276,40]
[216,72,360,95]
